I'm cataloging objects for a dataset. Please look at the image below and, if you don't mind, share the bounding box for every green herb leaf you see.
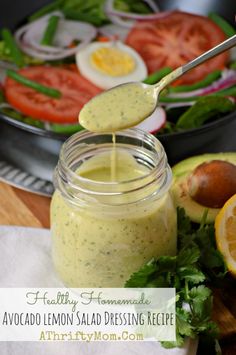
[124,258,156,287]
[176,308,194,337]
[177,207,192,235]
[178,266,206,284]
[177,246,200,267]
[189,285,212,315]
[125,208,225,352]
[176,96,235,129]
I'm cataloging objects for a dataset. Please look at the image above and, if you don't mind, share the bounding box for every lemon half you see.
[215,194,236,276]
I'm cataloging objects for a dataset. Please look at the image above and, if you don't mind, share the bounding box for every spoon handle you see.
[157,34,236,90]
[183,34,236,74]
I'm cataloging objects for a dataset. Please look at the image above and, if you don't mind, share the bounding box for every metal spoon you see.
[80,34,236,133]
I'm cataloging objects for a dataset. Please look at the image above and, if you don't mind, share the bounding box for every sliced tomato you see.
[5,66,102,123]
[126,11,228,84]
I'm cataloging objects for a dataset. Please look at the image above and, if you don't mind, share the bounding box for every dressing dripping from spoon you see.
[79,34,236,181]
[79,34,236,133]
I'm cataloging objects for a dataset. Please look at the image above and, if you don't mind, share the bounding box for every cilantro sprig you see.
[125,208,227,352]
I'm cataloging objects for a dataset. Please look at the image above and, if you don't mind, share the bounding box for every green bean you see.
[0,90,4,103]
[4,108,45,128]
[51,123,84,134]
[169,70,222,93]
[28,1,62,22]
[6,69,61,98]
[63,9,106,26]
[230,61,236,70]
[142,67,172,85]
[40,15,60,46]
[23,116,45,128]
[1,29,24,68]
[159,96,197,103]
[208,13,236,37]
[216,86,236,96]
[160,85,236,104]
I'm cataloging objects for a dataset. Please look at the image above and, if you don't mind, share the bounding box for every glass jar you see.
[51,129,177,288]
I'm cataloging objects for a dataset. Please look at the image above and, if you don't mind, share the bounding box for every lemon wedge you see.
[215,194,236,276]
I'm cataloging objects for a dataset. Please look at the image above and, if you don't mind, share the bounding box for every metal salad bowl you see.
[0,0,235,196]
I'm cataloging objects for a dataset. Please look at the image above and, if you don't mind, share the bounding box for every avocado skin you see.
[171,153,236,223]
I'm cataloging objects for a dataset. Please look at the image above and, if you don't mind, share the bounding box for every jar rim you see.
[59,128,165,184]
[54,128,172,208]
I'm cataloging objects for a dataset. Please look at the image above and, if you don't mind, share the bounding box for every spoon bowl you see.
[79,81,157,132]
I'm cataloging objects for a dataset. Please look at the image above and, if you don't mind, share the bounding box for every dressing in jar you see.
[51,129,177,287]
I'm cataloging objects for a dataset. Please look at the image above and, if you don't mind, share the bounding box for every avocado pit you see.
[188,160,236,208]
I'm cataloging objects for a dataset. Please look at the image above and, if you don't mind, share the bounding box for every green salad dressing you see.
[51,150,177,287]
[79,82,157,132]
[51,78,177,287]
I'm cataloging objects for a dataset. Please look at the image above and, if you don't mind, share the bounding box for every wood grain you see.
[13,186,50,228]
[0,181,50,228]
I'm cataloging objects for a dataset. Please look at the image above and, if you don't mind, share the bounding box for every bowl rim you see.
[0,108,235,141]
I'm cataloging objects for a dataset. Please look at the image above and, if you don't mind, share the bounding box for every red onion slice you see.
[14,12,97,60]
[15,11,64,54]
[143,0,159,12]
[135,107,166,133]
[98,24,131,41]
[16,42,88,60]
[107,8,172,21]
[230,47,236,62]
[104,14,135,29]
[0,60,17,83]
[168,70,236,98]
[105,0,160,19]
[0,103,13,110]
[162,102,195,110]
[26,18,96,52]
[23,13,65,54]
[105,0,172,26]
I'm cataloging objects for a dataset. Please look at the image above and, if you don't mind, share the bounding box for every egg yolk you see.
[90,47,136,77]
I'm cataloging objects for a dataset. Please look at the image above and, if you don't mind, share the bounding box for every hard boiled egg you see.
[76,41,147,89]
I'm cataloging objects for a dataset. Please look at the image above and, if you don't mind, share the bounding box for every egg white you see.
[75,41,147,89]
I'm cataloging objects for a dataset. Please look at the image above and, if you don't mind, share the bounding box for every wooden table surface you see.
[0,181,50,228]
[0,180,236,354]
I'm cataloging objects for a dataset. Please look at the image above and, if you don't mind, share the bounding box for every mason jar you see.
[51,129,177,288]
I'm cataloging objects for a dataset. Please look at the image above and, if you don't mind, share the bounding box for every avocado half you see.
[171,153,236,223]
